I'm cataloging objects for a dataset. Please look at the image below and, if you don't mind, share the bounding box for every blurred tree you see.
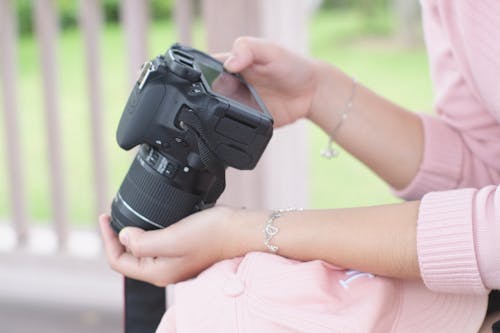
[320,0,351,8]
[321,0,389,13]
[150,0,173,20]
[320,0,393,37]
[320,0,421,43]
[15,0,174,36]
[358,0,376,16]
[57,0,78,29]
[16,0,33,35]
[107,0,173,23]
[103,0,120,23]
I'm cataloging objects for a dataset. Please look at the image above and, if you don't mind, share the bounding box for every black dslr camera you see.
[110,44,273,232]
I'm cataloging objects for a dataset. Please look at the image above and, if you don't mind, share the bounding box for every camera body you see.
[110,44,273,232]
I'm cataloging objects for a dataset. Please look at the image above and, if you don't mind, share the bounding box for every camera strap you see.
[178,110,226,204]
[124,277,165,333]
[198,139,226,204]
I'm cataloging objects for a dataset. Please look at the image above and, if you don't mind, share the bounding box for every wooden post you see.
[202,0,260,53]
[201,0,263,208]
[201,0,311,209]
[174,0,193,45]
[121,0,150,85]
[79,0,109,221]
[0,0,29,246]
[255,0,311,209]
[33,0,68,249]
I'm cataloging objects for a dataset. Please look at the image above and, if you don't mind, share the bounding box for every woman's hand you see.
[218,37,322,127]
[99,206,255,286]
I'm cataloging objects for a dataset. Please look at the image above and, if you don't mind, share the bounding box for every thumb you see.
[224,36,277,73]
[119,227,168,258]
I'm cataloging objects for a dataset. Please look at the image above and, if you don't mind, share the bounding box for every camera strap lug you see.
[137,61,157,90]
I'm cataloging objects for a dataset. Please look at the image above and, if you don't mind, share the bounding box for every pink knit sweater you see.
[396,0,500,294]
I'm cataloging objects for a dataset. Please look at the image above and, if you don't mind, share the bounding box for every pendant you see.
[321,138,339,159]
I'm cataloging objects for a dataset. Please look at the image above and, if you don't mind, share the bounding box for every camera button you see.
[189,83,203,95]
[175,137,189,147]
[164,163,177,177]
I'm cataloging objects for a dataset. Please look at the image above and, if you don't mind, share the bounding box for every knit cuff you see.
[417,189,489,295]
[395,114,464,200]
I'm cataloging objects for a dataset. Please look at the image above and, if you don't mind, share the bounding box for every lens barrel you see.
[110,145,205,233]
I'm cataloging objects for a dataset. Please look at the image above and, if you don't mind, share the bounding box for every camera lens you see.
[110,145,207,233]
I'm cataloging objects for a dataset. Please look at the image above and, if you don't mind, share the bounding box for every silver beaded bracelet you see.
[321,77,358,159]
[263,208,302,253]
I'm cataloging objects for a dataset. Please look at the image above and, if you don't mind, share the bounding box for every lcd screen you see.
[197,62,263,113]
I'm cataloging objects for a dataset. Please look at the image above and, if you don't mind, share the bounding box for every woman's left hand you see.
[99,206,258,286]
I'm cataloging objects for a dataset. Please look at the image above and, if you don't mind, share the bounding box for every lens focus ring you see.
[115,153,202,230]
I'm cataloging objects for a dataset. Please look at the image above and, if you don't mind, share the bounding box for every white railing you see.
[0,0,312,330]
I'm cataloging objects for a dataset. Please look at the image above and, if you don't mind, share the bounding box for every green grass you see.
[0,8,433,225]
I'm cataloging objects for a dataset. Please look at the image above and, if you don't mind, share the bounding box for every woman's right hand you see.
[220,37,323,127]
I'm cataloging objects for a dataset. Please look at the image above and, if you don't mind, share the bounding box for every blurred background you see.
[0,0,431,332]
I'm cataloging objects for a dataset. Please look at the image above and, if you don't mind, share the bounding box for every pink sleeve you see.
[417,187,500,294]
[396,114,500,200]
[395,1,500,294]
[396,1,500,200]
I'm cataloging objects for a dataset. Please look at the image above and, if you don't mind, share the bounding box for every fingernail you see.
[224,55,238,71]
[119,229,129,246]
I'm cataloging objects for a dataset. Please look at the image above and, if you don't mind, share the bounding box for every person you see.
[99,1,500,332]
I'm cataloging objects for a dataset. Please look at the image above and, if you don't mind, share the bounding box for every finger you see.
[224,36,279,73]
[113,255,186,287]
[212,52,232,63]
[119,226,177,258]
[98,215,139,273]
[99,216,167,282]
[110,250,163,284]
[99,215,126,262]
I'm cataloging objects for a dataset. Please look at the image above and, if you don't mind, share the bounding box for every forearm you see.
[227,201,421,280]
[308,62,424,190]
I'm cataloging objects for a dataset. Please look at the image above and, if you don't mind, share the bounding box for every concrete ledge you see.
[0,247,123,332]
[0,250,122,311]
[0,298,121,333]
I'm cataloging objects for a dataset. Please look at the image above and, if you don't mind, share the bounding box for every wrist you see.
[221,208,268,259]
[307,61,354,130]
